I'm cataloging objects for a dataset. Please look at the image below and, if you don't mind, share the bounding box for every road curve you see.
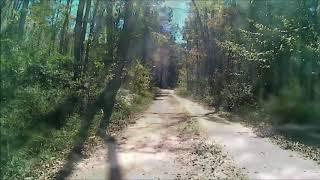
[175,91,320,179]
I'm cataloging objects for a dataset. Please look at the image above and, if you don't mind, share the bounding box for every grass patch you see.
[177,108,202,139]
[179,116,201,138]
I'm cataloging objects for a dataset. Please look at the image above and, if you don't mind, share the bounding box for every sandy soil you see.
[68,90,320,179]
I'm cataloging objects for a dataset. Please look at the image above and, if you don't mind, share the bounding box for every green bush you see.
[0,38,79,179]
[176,67,188,95]
[127,60,152,96]
[266,82,320,124]
[220,82,255,110]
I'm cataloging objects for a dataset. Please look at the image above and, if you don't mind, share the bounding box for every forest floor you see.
[68,90,320,179]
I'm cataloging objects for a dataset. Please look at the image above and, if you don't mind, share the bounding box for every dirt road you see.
[174,93,320,179]
[69,90,320,179]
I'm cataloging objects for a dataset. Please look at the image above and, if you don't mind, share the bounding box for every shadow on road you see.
[55,128,123,180]
[54,93,124,180]
[213,109,320,149]
[153,90,171,100]
[103,136,123,180]
[55,105,98,179]
[187,111,232,125]
[275,124,320,148]
[154,94,170,98]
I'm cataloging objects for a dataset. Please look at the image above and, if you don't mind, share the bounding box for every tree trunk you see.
[49,0,62,55]
[84,0,100,74]
[141,2,151,64]
[105,0,116,66]
[80,0,91,74]
[99,0,133,136]
[92,2,104,46]
[73,0,86,79]
[0,0,12,33]
[59,0,72,55]
[18,0,29,36]
[191,0,216,78]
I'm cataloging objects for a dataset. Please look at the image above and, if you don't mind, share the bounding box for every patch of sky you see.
[70,0,190,43]
[163,0,191,44]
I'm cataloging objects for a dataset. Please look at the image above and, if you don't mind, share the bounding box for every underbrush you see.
[177,81,320,125]
[108,89,153,133]
[178,114,201,139]
[0,87,77,179]
[0,52,154,179]
[265,83,320,125]
[1,88,153,179]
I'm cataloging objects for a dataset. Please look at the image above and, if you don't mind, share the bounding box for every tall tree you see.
[59,0,72,55]
[18,0,30,36]
[80,0,92,73]
[84,0,100,73]
[104,0,116,66]
[73,0,86,79]
[191,0,216,77]
[98,0,134,136]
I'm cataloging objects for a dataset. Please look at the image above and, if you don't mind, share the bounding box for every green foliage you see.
[1,0,162,178]
[112,89,153,122]
[266,81,320,124]
[180,0,320,124]
[127,60,152,96]
[0,36,77,178]
[176,66,189,96]
[220,82,255,110]
[112,90,134,120]
[1,112,82,179]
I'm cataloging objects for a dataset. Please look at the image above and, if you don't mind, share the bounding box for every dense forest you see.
[1,0,320,179]
[0,0,180,178]
[179,0,320,124]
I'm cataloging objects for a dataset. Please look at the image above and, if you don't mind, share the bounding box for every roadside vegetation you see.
[177,0,320,160]
[1,0,319,178]
[1,58,153,179]
[0,0,172,178]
